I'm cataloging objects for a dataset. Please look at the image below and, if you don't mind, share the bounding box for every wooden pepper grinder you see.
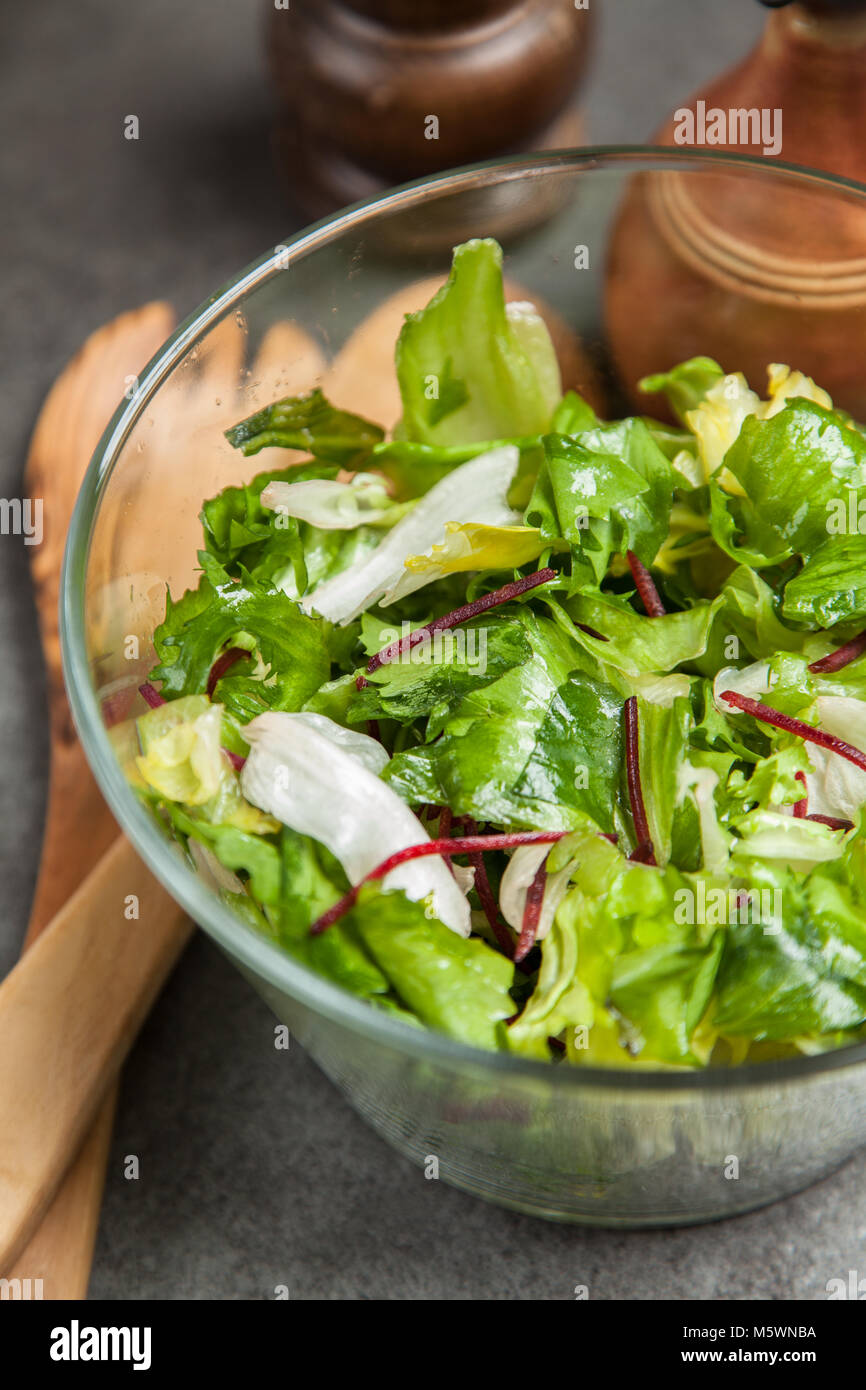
[606,0,866,419]
[267,0,595,218]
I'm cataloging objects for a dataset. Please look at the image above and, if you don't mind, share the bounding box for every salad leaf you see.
[164,804,283,907]
[395,238,561,445]
[273,828,392,1000]
[259,473,397,530]
[394,522,545,590]
[714,864,866,1041]
[353,883,514,1048]
[712,400,866,566]
[351,615,532,725]
[719,565,810,659]
[225,388,384,467]
[676,363,833,482]
[782,536,866,629]
[240,710,471,935]
[383,612,593,830]
[301,445,522,624]
[135,695,278,835]
[639,356,724,424]
[151,568,331,723]
[512,674,625,835]
[200,461,337,576]
[634,694,692,866]
[528,418,673,581]
[566,591,722,677]
[136,695,225,806]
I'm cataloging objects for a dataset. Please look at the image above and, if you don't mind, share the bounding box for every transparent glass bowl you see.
[62,149,866,1225]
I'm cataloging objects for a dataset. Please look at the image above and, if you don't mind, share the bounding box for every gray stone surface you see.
[5,0,860,1302]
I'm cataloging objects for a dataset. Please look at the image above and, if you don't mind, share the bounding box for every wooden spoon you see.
[2,303,327,1290]
[3,304,189,1293]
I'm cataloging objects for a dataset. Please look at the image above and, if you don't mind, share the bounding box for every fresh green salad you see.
[121,236,866,1068]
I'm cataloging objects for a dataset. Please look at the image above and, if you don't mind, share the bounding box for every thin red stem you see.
[793,770,808,819]
[459,816,514,957]
[139,682,166,709]
[309,830,567,935]
[437,805,455,878]
[366,567,556,673]
[720,690,866,774]
[808,630,866,674]
[514,858,548,963]
[207,647,248,699]
[626,550,666,618]
[575,621,609,642]
[624,696,656,865]
[806,813,855,831]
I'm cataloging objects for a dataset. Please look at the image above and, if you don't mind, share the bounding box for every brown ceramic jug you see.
[605,0,866,418]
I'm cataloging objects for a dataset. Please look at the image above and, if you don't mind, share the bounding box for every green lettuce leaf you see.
[528,418,673,582]
[273,828,392,1001]
[350,614,532,725]
[382,612,593,829]
[711,401,866,566]
[151,568,332,722]
[566,591,722,677]
[394,238,561,446]
[782,536,866,629]
[352,883,514,1047]
[639,356,724,424]
[225,388,384,467]
[714,861,866,1041]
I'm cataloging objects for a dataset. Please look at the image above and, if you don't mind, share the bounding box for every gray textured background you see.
[5,0,863,1301]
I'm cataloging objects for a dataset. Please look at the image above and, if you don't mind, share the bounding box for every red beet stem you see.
[366,567,556,673]
[808,630,866,675]
[102,686,137,728]
[629,842,657,865]
[806,813,855,831]
[575,621,609,642]
[458,815,515,957]
[514,857,548,963]
[309,830,567,935]
[624,696,657,865]
[475,859,514,956]
[207,647,248,699]
[720,690,866,774]
[438,805,455,878]
[793,770,808,819]
[139,682,166,709]
[626,550,666,618]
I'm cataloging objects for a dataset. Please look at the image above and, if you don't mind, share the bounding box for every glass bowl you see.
[62,149,866,1226]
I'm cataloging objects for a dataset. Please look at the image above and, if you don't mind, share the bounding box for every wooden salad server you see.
[1,302,327,1290]
[0,304,191,1291]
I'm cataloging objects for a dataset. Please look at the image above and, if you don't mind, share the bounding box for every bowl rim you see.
[61,144,866,1092]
